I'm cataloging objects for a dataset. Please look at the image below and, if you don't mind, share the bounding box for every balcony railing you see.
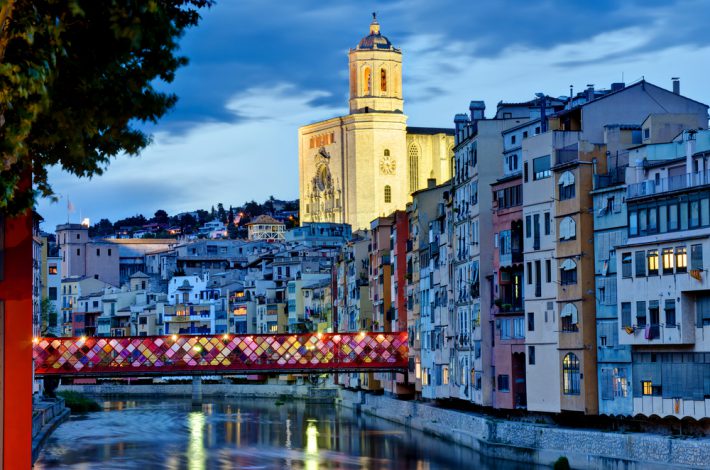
[556,147,579,166]
[627,170,710,199]
[594,166,627,190]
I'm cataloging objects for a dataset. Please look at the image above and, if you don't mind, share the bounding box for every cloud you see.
[37,83,343,229]
[36,0,710,230]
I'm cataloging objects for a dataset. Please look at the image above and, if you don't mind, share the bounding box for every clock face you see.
[380,156,396,175]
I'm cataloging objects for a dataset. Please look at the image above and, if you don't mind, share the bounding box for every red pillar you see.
[0,182,34,468]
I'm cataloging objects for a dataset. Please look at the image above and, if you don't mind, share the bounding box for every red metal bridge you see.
[33,331,408,377]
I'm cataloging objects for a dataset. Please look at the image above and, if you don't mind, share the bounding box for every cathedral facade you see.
[298,15,454,230]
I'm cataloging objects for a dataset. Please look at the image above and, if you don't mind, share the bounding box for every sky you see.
[37,0,710,230]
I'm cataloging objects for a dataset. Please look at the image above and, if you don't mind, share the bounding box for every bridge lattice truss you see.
[32,332,408,377]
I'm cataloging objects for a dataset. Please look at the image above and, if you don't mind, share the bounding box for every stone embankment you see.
[340,390,710,470]
[32,397,70,462]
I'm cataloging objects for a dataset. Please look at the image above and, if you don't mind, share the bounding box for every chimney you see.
[672,77,680,95]
[469,101,486,122]
[586,84,595,102]
[454,114,469,146]
[427,178,436,189]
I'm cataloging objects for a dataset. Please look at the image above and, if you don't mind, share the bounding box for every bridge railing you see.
[32,331,408,377]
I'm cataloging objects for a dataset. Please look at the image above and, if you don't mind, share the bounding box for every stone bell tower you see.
[348,13,403,114]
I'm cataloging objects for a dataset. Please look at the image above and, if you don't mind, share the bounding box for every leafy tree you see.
[40,297,57,335]
[113,214,147,230]
[227,209,238,239]
[179,213,197,233]
[89,218,114,237]
[196,209,209,225]
[152,209,169,225]
[0,0,213,215]
[217,202,226,223]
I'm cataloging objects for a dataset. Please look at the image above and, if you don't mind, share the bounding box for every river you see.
[35,397,530,469]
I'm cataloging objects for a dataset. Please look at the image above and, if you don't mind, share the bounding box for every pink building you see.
[491,175,526,409]
[57,224,120,287]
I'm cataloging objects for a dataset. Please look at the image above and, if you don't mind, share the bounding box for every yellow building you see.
[299,14,454,230]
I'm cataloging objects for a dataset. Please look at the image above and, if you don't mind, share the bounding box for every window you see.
[561,303,578,332]
[76,248,80,256]
[544,212,550,235]
[533,155,551,180]
[526,262,532,285]
[139,317,148,325]
[558,171,576,200]
[384,185,392,203]
[384,149,390,157]
[511,135,516,145]
[600,336,607,346]
[690,200,700,228]
[664,299,676,327]
[524,161,529,182]
[636,301,647,327]
[545,260,551,283]
[48,264,58,275]
[96,248,100,256]
[408,144,419,192]
[497,374,510,392]
[380,68,386,92]
[49,287,57,300]
[527,312,535,331]
[534,260,541,297]
[500,319,511,339]
[525,215,531,238]
[691,244,703,270]
[675,246,687,273]
[363,67,371,94]
[634,251,646,277]
[629,211,638,236]
[697,294,710,326]
[642,380,659,396]
[559,217,576,241]
[622,253,632,278]
[613,368,628,398]
[562,353,580,395]
[528,346,535,365]
[647,249,659,275]
[560,259,577,285]
[662,248,674,274]
[523,131,528,139]
[108,249,112,256]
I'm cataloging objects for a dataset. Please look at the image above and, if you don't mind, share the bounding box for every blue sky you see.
[38,0,710,229]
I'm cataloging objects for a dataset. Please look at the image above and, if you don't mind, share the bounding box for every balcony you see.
[627,170,710,199]
[594,166,627,190]
[555,146,579,166]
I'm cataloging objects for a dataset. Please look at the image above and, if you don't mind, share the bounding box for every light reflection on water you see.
[35,397,530,469]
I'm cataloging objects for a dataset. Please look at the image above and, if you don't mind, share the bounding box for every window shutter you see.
[601,368,613,400]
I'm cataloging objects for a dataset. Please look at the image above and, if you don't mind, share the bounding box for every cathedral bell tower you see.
[349,13,403,114]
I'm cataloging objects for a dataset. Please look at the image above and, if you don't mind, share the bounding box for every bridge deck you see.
[33,332,408,377]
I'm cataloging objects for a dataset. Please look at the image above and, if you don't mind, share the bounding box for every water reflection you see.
[36,397,533,469]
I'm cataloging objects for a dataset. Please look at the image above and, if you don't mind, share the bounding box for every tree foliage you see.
[0,0,213,215]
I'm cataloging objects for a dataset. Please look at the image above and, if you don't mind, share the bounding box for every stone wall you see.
[340,390,710,469]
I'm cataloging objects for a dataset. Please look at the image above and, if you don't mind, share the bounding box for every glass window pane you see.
[659,205,667,233]
[668,204,678,231]
[680,202,689,230]
[690,200,700,228]
[629,211,638,236]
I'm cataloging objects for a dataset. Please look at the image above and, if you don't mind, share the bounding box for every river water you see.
[35,397,529,469]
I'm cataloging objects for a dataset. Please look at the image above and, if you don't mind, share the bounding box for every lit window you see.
[647,249,659,275]
[662,248,674,274]
[642,380,652,396]
[562,353,580,395]
[363,67,371,94]
[380,68,387,92]
[675,246,687,273]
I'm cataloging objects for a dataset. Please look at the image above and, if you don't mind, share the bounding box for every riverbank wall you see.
[58,383,710,469]
[339,389,709,470]
[58,382,338,403]
[32,397,70,463]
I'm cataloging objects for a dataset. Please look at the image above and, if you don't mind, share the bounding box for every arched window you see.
[560,303,579,332]
[560,258,577,285]
[559,216,576,241]
[558,171,576,200]
[380,68,387,92]
[363,67,371,94]
[409,144,419,193]
[384,149,390,156]
[562,352,580,395]
[384,185,392,203]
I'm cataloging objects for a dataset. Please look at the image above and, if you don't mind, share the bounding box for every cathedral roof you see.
[356,13,397,51]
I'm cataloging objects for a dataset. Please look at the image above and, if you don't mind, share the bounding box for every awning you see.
[560,258,577,270]
[560,303,578,324]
